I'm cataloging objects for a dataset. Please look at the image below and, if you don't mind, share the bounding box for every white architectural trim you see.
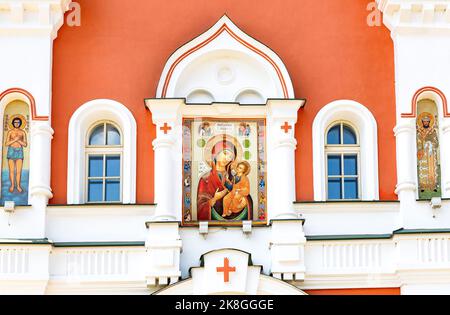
[377,0,450,34]
[154,274,307,295]
[0,0,72,39]
[156,15,295,101]
[145,99,305,222]
[67,99,137,204]
[312,100,379,201]
[412,90,450,198]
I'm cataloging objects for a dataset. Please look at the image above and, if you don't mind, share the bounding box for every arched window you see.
[313,100,379,201]
[86,122,123,203]
[67,99,137,205]
[325,122,360,200]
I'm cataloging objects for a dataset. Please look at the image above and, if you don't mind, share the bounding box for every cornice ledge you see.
[0,0,72,39]
[376,0,450,34]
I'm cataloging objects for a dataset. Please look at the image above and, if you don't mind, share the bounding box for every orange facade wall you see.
[305,288,401,295]
[51,0,396,204]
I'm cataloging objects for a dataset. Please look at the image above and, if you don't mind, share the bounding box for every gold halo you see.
[417,112,435,129]
[235,161,251,176]
[203,134,243,166]
[8,114,27,130]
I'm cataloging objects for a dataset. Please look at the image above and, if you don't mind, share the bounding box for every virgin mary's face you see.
[215,149,235,167]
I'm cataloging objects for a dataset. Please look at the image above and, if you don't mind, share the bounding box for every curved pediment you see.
[156,15,295,104]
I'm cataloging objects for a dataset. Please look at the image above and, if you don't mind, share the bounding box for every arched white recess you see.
[67,99,137,204]
[312,100,379,201]
[412,90,450,198]
[156,15,295,102]
[186,89,215,104]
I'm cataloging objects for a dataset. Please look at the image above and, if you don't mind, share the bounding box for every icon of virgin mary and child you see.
[197,136,253,221]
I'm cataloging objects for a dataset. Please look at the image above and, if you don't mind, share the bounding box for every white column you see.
[266,99,304,220]
[29,121,54,207]
[267,100,307,281]
[145,99,184,221]
[144,99,184,287]
[394,121,417,227]
[441,121,450,198]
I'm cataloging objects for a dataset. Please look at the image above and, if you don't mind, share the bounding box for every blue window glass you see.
[106,155,120,177]
[105,179,120,202]
[327,125,341,145]
[327,155,342,176]
[89,156,103,177]
[328,178,342,200]
[89,124,105,145]
[344,155,358,175]
[88,179,103,202]
[344,178,358,199]
[343,125,357,144]
[106,124,121,145]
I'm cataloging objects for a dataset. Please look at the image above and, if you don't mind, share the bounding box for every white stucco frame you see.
[411,90,450,199]
[0,91,35,204]
[313,100,379,201]
[156,15,295,101]
[67,99,137,204]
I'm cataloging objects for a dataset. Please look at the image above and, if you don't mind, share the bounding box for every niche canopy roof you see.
[156,15,295,104]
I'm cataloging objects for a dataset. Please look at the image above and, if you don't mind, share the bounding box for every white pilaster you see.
[441,121,450,198]
[266,99,304,220]
[378,0,450,229]
[145,222,182,287]
[27,121,54,235]
[0,0,71,240]
[394,122,417,227]
[270,219,306,281]
[145,99,184,221]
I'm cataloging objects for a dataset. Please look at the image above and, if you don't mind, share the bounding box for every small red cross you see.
[216,257,236,283]
[281,122,292,133]
[160,123,172,134]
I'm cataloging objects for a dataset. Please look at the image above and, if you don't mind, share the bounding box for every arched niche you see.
[157,15,295,103]
[415,99,442,199]
[0,99,31,205]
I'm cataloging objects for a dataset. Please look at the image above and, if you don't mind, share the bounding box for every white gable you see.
[156,15,295,103]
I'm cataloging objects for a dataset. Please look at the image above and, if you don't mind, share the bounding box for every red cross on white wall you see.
[216,257,236,283]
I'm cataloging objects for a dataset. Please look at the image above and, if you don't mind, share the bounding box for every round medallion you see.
[217,66,235,85]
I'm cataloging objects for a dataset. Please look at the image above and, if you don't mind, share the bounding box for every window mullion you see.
[341,153,345,199]
[103,154,106,202]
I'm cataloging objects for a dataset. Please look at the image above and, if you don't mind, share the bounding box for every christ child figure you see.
[223,161,251,217]
[5,117,27,193]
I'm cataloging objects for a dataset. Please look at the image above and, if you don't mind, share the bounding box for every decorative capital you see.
[267,99,305,122]
[0,0,73,39]
[145,98,184,126]
[30,121,54,138]
[376,0,450,34]
[394,121,416,137]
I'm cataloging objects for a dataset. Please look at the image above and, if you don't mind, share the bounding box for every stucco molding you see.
[377,0,450,34]
[67,99,137,204]
[0,0,72,39]
[312,100,380,202]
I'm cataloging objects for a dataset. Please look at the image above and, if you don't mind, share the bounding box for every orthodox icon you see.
[182,118,266,225]
[1,100,30,205]
[416,99,441,199]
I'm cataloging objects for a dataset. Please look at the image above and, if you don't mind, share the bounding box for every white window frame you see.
[67,99,137,204]
[85,121,124,203]
[324,121,361,201]
[313,100,379,201]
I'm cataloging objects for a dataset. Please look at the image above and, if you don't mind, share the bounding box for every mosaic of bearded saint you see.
[416,112,440,195]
